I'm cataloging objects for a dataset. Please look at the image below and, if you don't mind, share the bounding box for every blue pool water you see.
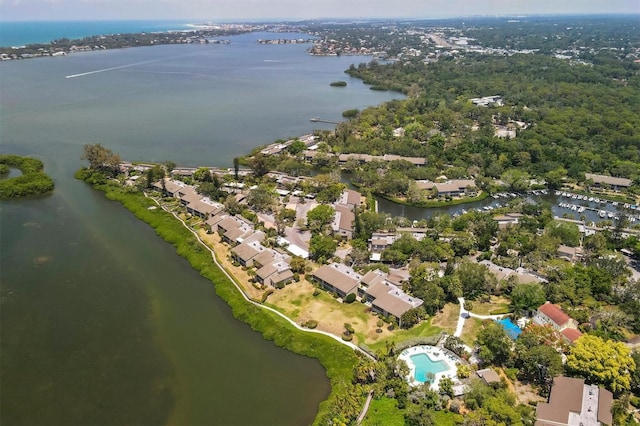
[410,353,448,383]
[498,318,522,339]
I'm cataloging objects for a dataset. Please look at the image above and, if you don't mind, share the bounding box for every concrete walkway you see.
[454,297,468,338]
[454,297,510,338]
[356,390,374,424]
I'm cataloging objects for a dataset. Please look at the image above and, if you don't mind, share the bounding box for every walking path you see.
[356,390,374,424]
[454,297,510,338]
[146,193,377,361]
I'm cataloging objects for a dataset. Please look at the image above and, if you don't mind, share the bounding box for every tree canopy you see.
[565,334,636,396]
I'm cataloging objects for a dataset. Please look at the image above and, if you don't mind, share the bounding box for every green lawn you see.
[362,397,403,426]
[363,397,463,426]
[469,296,511,316]
[367,320,442,353]
[461,317,484,347]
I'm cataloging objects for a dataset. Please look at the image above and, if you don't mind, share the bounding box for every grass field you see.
[367,320,443,353]
[469,295,511,316]
[431,303,460,335]
[461,317,484,347]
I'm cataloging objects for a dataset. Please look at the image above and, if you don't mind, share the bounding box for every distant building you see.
[535,376,613,426]
[557,245,583,262]
[470,95,503,107]
[434,179,477,197]
[585,173,632,191]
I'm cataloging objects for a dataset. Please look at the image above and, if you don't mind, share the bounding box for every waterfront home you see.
[231,241,262,267]
[311,263,361,298]
[493,213,525,229]
[256,261,294,288]
[153,178,190,198]
[434,179,477,198]
[535,376,613,426]
[359,269,424,325]
[585,173,632,192]
[216,216,256,245]
[338,189,364,210]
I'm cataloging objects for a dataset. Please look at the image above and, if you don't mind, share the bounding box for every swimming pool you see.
[410,353,448,383]
[398,345,460,389]
[497,318,521,340]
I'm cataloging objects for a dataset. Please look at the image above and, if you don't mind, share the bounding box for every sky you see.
[0,0,638,22]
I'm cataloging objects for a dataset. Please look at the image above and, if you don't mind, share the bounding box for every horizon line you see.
[1,12,639,24]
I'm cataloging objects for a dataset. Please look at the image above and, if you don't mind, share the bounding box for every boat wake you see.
[65,59,162,79]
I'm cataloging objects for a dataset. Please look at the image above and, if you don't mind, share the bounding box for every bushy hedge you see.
[0,155,54,198]
[394,334,444,352]
[80,178,361,425]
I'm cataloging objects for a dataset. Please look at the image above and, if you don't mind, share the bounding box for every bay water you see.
[0,32,402,425]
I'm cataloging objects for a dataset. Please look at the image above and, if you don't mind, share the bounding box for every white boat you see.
[598,210,607,218]
[608,212,614,218]
[578,207,585,213]
[571,205,577,211]
[594,198,600,203]
[612,202,618,206]
[588,197,594,202]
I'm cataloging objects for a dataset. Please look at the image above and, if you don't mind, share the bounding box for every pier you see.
[310,117,340,124]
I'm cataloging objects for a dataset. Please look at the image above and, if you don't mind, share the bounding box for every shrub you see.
[342,332,353,341]
[312,289,320,297]
[342,108,359,118]
[305,320,318,329]
[344,293,356,303]
[504,367,518,381]
[261,289,274,302]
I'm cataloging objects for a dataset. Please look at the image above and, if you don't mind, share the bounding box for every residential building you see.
[494,213,525,229]
[332,204,355,239]
[338,189,363,210]
[359,269,424,325]
[535,376,613,426]
[557,245,583,262]
[311,263,361,298]
[534,302,579,332]
[434,179,477,197]
[477,368,501,385]
[585,173,632,191]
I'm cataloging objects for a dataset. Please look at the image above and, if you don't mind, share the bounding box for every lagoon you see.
[0,32,402,425]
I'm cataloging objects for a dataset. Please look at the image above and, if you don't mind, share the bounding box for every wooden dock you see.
[310,117,340,124]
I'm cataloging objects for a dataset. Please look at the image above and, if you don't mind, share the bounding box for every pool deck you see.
[398,345,462,391]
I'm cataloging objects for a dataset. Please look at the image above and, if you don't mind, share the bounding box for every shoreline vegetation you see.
[0,154,54,198]
[75,169,361,425]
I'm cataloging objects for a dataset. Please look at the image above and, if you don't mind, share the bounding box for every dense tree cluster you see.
[0,155,54,198]
[337,53,639,201]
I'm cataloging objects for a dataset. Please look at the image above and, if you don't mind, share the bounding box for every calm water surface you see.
[0,32,402,425]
